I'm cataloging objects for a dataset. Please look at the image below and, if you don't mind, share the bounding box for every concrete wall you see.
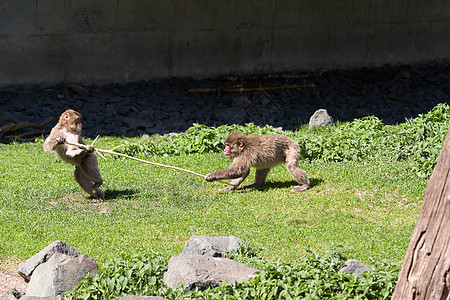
[0,0,448,87]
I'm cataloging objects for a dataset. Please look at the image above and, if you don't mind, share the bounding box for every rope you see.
[63,140,231,186]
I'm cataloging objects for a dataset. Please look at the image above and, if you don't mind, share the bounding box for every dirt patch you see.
[0,270,27,297]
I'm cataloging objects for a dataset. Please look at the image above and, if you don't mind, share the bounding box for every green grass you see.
[0,137,426,272]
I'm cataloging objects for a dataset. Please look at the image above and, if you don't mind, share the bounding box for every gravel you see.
[0,62,448,140]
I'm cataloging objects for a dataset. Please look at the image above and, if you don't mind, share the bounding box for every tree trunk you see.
[392,127,450,300]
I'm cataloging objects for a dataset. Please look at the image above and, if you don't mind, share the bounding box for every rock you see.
[232,95,251,108]
[16,240,80,283]
[26,253,98,297]
[308,109,334,130]
[212,108,247,124]
[121,116,154,130]
[360,68,392,83]
[181,235,246,257]
[340,259,372,279]
[163,254,259,292]
[67,84,89,94]
[0,110,19,124]
[21,295,62,300]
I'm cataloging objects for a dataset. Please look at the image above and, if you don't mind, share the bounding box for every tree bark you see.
[392,127,450,299]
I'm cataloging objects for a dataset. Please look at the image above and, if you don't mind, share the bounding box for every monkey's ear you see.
[64,113,70,120]
[238,140,245,148]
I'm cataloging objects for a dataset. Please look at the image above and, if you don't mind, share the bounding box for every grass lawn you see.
[0,137,427,272]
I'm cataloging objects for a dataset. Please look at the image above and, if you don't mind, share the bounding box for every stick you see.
[0,117,54,133]
[188,83,315,94]
[63,140,231,186]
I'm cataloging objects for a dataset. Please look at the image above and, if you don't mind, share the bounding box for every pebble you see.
[0,62,448,138]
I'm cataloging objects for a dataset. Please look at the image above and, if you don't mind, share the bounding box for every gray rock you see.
[121,116,154,130]
[20,296,62,300]
[26,253,98,297]
[232,95,251,108]
[308,108,334,130]
[181,235,246,257]
[16,240,80,282]
[163,254,259,291]
[340,259,372,278]
[0,110,19,124]
[212,108,247,124]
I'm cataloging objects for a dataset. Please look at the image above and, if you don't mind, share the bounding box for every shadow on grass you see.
[103,188,137,200]
[248,177,323,192]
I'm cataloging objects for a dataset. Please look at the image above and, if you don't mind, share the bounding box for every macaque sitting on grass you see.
[43,109,104,199]
[206,132,310,192]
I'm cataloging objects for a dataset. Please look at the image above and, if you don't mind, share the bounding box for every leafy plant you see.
[67,251,168,299]
[117,103,450,177]
[183,248,400,299]
[118,123,281,157]
[66,248,400,299]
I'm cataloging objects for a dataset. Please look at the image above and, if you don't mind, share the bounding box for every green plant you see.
[67,251,168,299]
[118,103,450,177]
[177,248,400,299]
[118,123,281,157]
[65,247,400,299]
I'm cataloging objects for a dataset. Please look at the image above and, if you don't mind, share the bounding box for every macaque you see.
[43,109,104,199]
[206,132,310,192]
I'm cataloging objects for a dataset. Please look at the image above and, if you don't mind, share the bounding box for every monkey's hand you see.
[85,145,95,152]
[205,173,216,182]
[56,137,66,144]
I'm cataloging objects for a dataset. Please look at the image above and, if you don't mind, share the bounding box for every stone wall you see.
[0,0,448,87]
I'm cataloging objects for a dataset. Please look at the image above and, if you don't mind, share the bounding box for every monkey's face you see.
[224,141,244,159]
[224,143,234,159]
[224,132,246,159]
[60,110,83,133]
[71,118,82,133]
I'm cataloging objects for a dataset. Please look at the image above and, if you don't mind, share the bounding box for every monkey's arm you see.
[206,167,249,191]
[65,144,90,159]
[205,167,248,181]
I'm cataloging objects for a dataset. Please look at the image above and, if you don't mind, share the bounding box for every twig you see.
[63,140,231,187]
[188,83,314,94]
[220,73,319,81]
[0,117,54,133]
[4,130,46,140]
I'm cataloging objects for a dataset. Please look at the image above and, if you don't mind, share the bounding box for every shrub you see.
[67,248,400,299]
[67,251,168,299]
[118,103,450,177]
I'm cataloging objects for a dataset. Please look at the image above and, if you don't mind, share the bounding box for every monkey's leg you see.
[244,168,270,190]
[76,158,105,199]
[286,152,310,192]
[81,154,104,186]
[218,171,249,192]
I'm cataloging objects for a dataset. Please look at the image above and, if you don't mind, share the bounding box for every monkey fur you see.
[206,132,310,192]
[43,109,104,199]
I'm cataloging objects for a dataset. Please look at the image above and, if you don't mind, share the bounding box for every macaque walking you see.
[206,132,310,192]
[43,109,104,199]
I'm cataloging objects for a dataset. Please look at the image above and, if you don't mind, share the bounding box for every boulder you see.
[26,253,98,297]
[232,95,251,108]
[181,235,246,257]
[163,254,259,292]
[340,259,372,279]
[212,108,247,124]
[308,109,333,130]
[16,240,80,282]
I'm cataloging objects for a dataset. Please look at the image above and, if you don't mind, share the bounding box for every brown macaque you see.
[43,109,104,199]
[206,132,310,192]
